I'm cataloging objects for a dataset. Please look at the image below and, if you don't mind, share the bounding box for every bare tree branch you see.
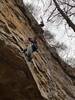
[53,0,75,32]
[47,12,60,21]
[47,7,56,20]
[44,0,52,13]
[58,1,75,8]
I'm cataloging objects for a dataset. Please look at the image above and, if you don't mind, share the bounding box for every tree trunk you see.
[53,0,75,32]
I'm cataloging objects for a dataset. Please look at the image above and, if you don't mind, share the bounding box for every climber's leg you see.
[27,53,32,61]
[24,44,33,62]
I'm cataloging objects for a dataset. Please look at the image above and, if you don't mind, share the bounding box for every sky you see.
[23,0,75,67]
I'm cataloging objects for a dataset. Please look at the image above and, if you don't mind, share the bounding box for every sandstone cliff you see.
[0,0,75,100]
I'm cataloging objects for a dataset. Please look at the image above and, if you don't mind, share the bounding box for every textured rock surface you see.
[0,0,75,100]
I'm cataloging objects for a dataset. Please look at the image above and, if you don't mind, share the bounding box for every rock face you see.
[0,0,75,100]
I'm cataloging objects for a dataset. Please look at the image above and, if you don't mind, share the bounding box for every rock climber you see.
[23,37,38,61]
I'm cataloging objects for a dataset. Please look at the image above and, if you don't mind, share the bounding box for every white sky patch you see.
[23,0,32,4]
